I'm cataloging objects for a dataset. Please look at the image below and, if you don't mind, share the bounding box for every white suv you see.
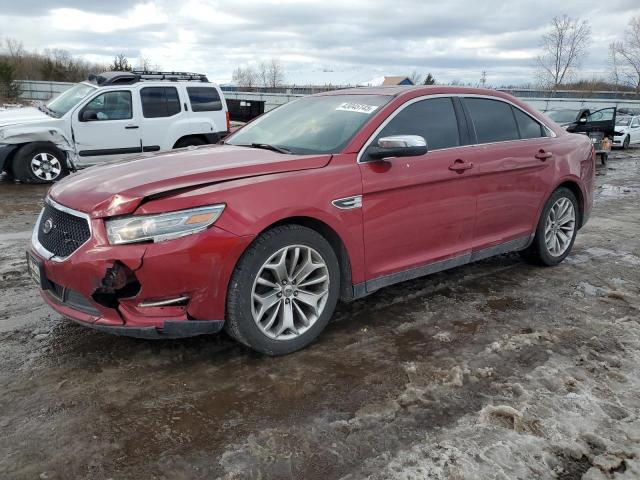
[613,114,640,149]
[0,71,229,183]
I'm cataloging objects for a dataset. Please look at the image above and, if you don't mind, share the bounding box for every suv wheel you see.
[225,225,340,355]
[521,187,578,266]
[12,143,67,183]
[623,135,630,150]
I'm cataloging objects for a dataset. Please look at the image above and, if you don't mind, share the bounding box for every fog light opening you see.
[92,261,141,308]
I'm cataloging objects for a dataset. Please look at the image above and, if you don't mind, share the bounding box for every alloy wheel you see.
[251,245,330,341]
[544,197,576,257]
[30,152,62,181]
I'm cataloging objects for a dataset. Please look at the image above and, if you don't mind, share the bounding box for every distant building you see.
[381,76,414,86]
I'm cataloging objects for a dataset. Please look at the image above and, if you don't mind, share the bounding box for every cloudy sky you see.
[0,0,639,86]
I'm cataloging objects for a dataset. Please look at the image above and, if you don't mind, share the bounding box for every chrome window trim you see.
[356,93,557,164]
[31,197,93,263]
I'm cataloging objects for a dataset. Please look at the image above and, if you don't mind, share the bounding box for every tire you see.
[12,142,68,184]
[225,225,340,356]
[622,135,630,150]
[174,137,207,149]
[521,187,579,266]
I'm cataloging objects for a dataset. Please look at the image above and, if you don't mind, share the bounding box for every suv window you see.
[141,87,181,118]
[632,118,640,128]
[373,97,460,151]
[81,91,132,121]
[512,107,545,139]
[187,87,222,112]
[464,98,519,144]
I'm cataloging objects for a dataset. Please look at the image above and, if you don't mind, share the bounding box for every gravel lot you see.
[1,149,639,480]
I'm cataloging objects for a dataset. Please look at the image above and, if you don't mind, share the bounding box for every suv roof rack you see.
[87,71,209,86]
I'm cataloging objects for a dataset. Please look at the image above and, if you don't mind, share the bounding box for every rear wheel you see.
[225,225,340,355]
[12,143,68,183]
[521,187,578,266]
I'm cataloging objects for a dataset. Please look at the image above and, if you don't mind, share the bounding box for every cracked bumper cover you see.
[31,216,254,338]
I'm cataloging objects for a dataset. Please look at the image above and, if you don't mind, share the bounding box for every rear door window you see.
[140,87,181,118]
[512,107,545,139]
[464,98,520,144]
[373,97,460,151]
[187,87,222,112]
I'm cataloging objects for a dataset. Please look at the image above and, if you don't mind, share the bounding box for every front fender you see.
[0,126,76,170]
[0,144,18,173]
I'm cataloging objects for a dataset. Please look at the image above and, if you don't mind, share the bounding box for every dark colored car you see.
[28,86,595,355]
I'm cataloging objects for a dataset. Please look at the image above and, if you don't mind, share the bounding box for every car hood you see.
[0,106,53,128]
[49,145,332,217]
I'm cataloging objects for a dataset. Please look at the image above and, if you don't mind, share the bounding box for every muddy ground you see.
[1,150,639,480]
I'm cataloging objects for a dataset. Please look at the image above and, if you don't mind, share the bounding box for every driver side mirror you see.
[367,135,428,161]
[81,110,98,122]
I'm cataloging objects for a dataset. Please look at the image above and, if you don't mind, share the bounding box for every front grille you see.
[37,202,91,258]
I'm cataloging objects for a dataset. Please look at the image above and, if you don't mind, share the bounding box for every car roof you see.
[315,85,531,104]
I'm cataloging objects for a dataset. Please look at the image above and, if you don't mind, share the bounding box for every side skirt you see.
[352,234,534,299]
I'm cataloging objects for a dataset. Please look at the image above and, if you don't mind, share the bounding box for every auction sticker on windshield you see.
[335,103,379,114]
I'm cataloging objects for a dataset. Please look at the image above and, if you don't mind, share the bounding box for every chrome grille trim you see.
[31,198,93,263]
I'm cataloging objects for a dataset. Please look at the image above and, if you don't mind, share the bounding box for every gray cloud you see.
[0,0,639,85]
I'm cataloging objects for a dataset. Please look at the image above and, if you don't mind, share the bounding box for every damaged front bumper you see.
[29,205,254,339]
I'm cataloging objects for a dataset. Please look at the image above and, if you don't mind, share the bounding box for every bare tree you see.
[614,16,640,92]
[267,59,284,88]
[257,59,285,88]
[133,57,162,72]
[5,38,25,59]
[110,53,131,72]
[408,70,422,85]
[536,15,591,88]
[232,66,258,88]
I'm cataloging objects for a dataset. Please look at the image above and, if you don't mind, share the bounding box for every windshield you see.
[226,94,392,154]
[546,110,578,123]
[616,117,631,126]
[46,83,96,117]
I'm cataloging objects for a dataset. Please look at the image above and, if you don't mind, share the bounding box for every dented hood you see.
[0,107,53,128]
[49,144,332,217]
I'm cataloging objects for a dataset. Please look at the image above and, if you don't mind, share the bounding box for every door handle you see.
[125,125,139,129]
[535,150,553,161]
[449,159,474,172]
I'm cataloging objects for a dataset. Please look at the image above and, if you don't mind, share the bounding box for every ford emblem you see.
[43,218,54,234]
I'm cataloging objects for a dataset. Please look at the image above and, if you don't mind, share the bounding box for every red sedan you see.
[28,86,595,355]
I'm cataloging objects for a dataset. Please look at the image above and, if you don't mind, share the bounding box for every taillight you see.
[226,111,230,132]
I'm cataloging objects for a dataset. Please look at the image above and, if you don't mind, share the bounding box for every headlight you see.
[105,205,225,245]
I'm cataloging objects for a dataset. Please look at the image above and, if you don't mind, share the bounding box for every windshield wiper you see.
[38,104,58,118]
[241,143,292,154]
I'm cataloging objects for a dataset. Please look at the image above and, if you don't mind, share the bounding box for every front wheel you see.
[12,142,68,183]
[225,225,340,355]
[521,187,579,266]
[623,135,630,150]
